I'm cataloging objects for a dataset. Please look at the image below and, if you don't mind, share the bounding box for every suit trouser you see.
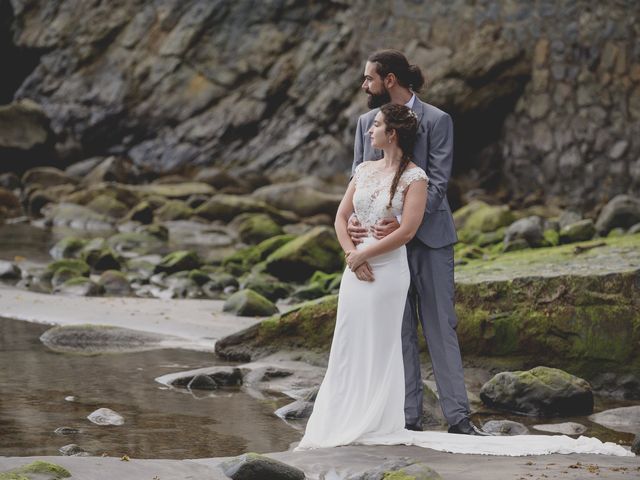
[402,238,470,427]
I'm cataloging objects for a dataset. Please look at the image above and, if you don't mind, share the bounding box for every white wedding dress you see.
[295,161,633,457]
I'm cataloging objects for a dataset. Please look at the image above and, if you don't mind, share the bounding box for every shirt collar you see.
[404,93,416,109]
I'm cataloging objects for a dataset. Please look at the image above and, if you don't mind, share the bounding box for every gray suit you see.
[352,98,470,427]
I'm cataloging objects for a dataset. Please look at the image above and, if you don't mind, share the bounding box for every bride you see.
[295,103,633,457]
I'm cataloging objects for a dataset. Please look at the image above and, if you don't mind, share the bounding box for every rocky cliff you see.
[1,0,639,212]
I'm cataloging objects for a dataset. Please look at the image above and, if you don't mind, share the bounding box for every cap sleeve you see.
[352,161,369,184]
[402,167,429,189]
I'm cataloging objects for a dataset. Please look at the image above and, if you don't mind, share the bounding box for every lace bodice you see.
[352,161,429,232]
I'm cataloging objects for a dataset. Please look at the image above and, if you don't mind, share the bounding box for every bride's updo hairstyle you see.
[379,103,419,208]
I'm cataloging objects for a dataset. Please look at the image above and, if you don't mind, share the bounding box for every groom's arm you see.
[351,115,365,177]
[425,112,453,214]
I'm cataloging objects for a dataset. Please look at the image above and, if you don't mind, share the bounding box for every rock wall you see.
[2,0,639,212]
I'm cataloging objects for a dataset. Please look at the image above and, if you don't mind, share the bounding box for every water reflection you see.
[0,317,299,458]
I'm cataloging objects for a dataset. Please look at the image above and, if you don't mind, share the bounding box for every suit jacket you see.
[352,98,458,248]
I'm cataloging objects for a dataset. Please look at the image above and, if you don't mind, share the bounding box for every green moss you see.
[188,269,211,286]
[87,194,129,218]
[383,473,416,480]
[223,289,278,316]
[154,200,193,221]
[265,226,343,282]
[254,295,338,350]
[155,250,201,274]
[222,234,295,275]
[49,236,89,260]
[46,259,90,277]
[0,461,71,480]
[237,213,284,244]
[543,228,560,246]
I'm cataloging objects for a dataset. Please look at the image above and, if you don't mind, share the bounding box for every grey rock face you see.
[632,434,640,455]
[480,366,593,416]
[221,453,305,480]
[595,195,640,235]
[482,420,529,436]
[589,406,640,434]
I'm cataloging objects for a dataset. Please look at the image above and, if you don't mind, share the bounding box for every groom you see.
[348,49,487,436]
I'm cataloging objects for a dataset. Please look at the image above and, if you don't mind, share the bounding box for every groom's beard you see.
[367,89,391,109]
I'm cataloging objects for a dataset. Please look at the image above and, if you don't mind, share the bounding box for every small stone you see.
[59,443,88,456]
[632,434,640,454]
[87,407,125,426]
[595,195,640,235]
[54,427,80,435]
[64,396,76,402]
[533,422,587,435]
[275,400,314,420]
[609,140,628,159]
[482,420,529,436]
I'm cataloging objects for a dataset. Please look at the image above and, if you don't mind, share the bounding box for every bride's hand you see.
[345,249,368,272]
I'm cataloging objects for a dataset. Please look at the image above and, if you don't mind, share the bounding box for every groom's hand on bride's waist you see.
[372,217,400,239]
[347,216,367,245]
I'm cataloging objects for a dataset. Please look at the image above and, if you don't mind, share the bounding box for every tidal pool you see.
[0,317,300,459]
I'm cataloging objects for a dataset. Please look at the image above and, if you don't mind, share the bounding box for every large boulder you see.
[240,272,292,302]
[154,250,201,274]
[223,289,278,317]
[42,203,115,230]
[86,194,129,218]
[479,366,593,416]
[137,182,215,199]
[235,213,284,245]
[265,226,343,282]
[222,233,295,276]
[559,219,596,244]
[0,99,55,173]
[455,201,516,242]
[81,156,138,185]
[0,187,22,218]
[22,167,77,188]
[195,193,296,223]
[216,295,338,361]
[589,406,640,434]
[0,460,71,479]
[595,195,640,235]
[252,181,342,217]
[220,452,305,480]
[503,216,545,249]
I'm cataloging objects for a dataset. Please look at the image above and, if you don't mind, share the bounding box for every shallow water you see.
[0,317,299,459]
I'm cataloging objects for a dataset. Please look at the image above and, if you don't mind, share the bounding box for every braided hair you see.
[379,103,419,208]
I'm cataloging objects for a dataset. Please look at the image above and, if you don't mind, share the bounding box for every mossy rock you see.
[195,193,295,223]
[309,270,342,292]
[125,200,155,224]
[223,289,279,317]
[106,232,165,255]
[86,194,129,218]
[45,259,90,279]
[51,268,82,289]
[154,199,194,221]
[457,201,515,243]
[265,226,343,282]
[98,270,132,295]
[217,294,338,360]
[222,234,295,275]
[220,452,305,480]
[154,250,201,274]
[49,236,90,260]
[559,219,596,244]
[188,269,211,286]
[137,182,215,199]
[290,283,327,302]
[54,277,102,296]
[241,272,292,302]
[236,213,284,245]
[383,463,443,480]
[480,366,593,416]
[136,223,169,241]
[543,228,560,246]
[0,460,71,480]
[82,247,122,272]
